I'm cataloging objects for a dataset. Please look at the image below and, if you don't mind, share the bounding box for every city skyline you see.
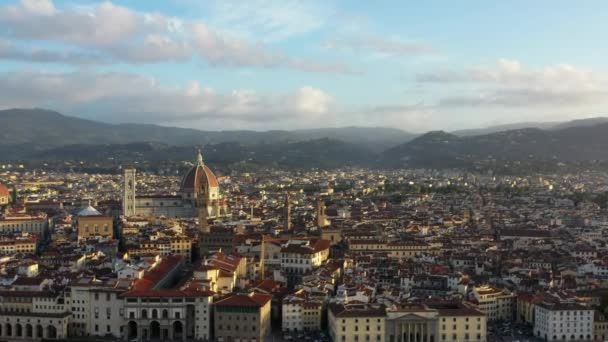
[1,0,607,132]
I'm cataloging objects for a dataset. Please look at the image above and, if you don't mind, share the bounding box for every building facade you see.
[214,292,272,342]
[470,285,515,321]
[534,298,594,341]
[328,303,386,342]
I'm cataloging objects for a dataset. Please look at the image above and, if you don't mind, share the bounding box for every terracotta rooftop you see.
[215,292,271,307]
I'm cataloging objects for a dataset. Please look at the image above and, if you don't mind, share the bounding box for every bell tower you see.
[284,192,292,231]
[122,168,136,217]
[196,149,210,234]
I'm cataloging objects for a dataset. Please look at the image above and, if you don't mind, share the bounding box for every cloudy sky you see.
[1,0,607,132]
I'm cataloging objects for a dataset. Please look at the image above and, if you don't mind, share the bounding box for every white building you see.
[280,239,330,285]
[69,277,126,338]
[534,296,594,341]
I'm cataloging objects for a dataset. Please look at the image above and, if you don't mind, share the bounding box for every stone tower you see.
[316,198,328,228]
[284,192,292,231]
[196,149,210,234]
[122,168,136,217]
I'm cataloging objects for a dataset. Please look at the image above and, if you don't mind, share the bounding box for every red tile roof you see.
[215,292,271,307]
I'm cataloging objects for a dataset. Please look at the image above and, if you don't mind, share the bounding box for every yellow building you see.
[77,205,113,240]
[328,303,386,342]
[214,292,272,342]
[170,237,192,261]
[0,237,38,255]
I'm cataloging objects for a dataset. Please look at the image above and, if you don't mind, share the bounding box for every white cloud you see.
[417,59,608,108]
[323,34,438,57]
[0,0,354,73]
[207,0,331,42]
[292,86,333,116]
[0,69,335,129]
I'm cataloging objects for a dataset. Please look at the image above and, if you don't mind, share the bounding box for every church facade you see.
[123,151,228,219]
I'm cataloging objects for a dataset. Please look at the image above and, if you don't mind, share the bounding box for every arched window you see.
[142,309,148,319]
[162,309,169,319]
[152,309,158,319]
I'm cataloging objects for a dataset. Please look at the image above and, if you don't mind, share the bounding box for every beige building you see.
[470,285,515,321]
[594,312,608,341]
[328,303,386,342]
[214,292,272,342]
[77,205,113,240]
[282,290,323,332]
[385,302,487,342]
[0,213,48,234]
[0,289,70,340]
[348,239,431,259]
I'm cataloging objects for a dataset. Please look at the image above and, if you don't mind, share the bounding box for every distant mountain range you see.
[451,117,608,136]
[383,123,608,169]
[3,108,608,172]
[0,108,414,151]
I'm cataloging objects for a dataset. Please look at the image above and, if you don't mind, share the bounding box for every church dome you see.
[78,204,101,216]
[180,150,219,193]
[0,184,8,198]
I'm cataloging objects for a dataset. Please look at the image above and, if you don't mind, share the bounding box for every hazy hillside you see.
[384,123,608,169]
[5,108,608,171]
[28,139,376,170]
[0,108,414,151]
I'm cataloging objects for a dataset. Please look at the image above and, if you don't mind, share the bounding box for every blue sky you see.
[0,0,607,132]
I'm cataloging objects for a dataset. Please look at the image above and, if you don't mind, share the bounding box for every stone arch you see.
[173,321,183,340]
[150,321,161,339]
[36,325,43,338]
[127,321,138,340]
[25,323,33,338]
[46,325,57,339]
[15,323,22,337]
[5,323,11,337]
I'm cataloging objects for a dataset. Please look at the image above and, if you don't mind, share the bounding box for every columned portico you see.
[386,312,437,342]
